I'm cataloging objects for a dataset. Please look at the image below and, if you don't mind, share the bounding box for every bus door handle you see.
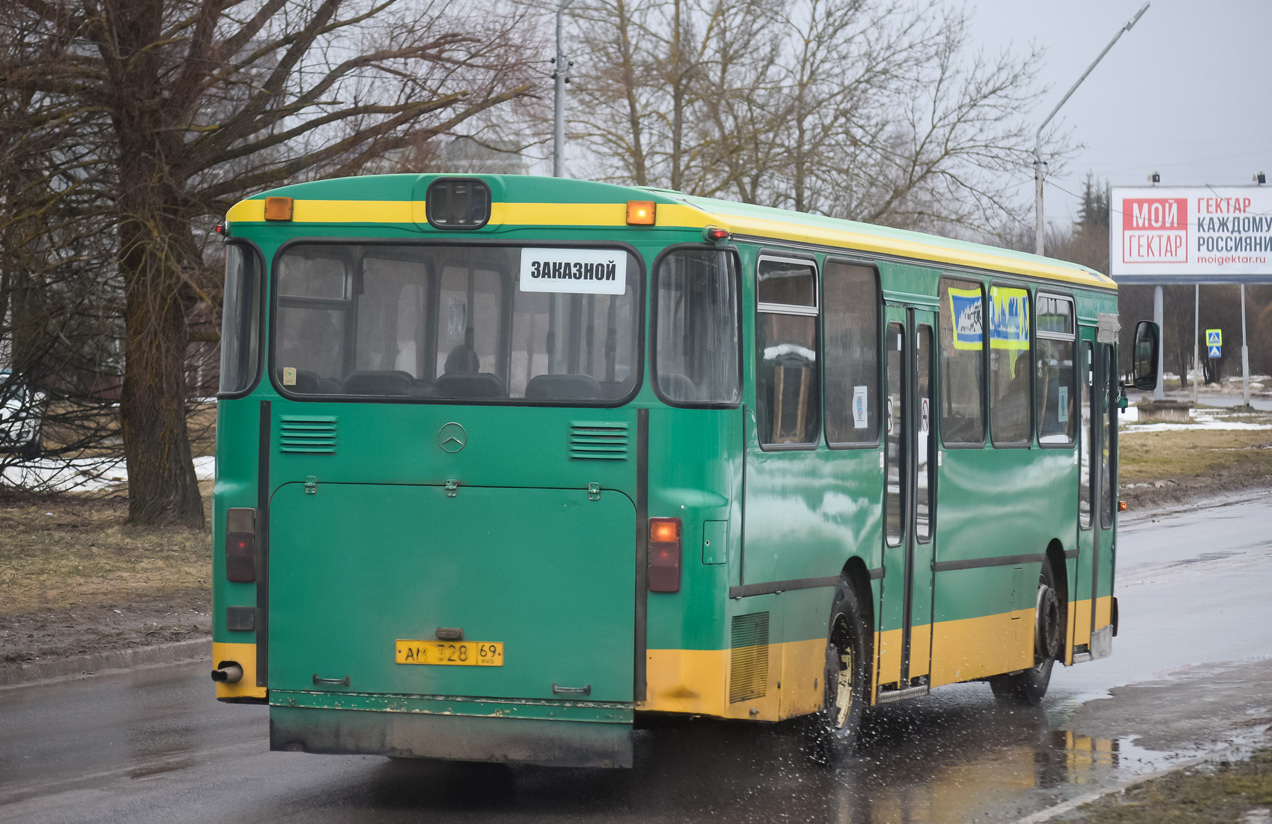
[313,674,350,687]
[552,683,591,697]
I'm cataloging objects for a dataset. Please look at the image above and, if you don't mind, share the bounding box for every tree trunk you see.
[111,1,204,528]
[117,205,205,528]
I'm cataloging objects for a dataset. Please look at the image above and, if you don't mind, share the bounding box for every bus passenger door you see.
[1073,334,1096,656]
[1091,341,1118,657]
[909,313,937,685]
[878,307,937,691]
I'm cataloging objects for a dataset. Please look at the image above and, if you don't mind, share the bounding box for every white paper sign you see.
[1057,386,1069,423]
[519,248,626,295]
[852,386,869,430]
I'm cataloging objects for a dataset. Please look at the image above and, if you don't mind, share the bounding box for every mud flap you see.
[1089,625,1113,660]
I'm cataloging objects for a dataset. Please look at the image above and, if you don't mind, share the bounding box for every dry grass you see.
[0,484,212,617]
[1120,428,1272,486]
[1071,749,1272,823]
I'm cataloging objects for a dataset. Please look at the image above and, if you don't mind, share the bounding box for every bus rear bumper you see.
[269,703,634,768]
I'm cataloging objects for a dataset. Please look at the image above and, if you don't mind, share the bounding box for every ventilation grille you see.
[568,421,629,461]
[729,612,770,703]
[279,416,338,454]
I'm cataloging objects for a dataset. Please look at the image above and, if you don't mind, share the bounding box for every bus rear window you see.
[653,249,740,406]
[272,244,640,403]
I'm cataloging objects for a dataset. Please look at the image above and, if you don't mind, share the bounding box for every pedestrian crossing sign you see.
[1208,345,1222,359]
[1206,329,1222,347]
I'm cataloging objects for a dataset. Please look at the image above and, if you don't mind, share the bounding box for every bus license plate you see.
[395,640,504,667]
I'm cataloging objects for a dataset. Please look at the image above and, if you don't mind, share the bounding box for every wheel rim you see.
[832,616,855,729]
[1035,574,1062,662]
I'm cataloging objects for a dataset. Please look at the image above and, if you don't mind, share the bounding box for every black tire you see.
[989,561,1062,706]
[806,577,871,763]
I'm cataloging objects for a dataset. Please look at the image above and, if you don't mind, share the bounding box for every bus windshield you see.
[272,243,641,403]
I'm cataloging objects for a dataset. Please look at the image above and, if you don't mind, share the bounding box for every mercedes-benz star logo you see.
[438,422,467,453]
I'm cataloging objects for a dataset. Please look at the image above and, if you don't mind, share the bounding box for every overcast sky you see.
[968,0,1272,229]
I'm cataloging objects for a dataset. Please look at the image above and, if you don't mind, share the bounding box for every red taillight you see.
[226,507,257,583]
[648,517,682,593]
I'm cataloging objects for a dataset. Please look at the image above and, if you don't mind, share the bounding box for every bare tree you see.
[2,0,539,525]
[565,0,1055,233]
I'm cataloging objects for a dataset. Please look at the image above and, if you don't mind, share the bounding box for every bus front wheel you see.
[806,578,870,762]
[989,561,1061,706]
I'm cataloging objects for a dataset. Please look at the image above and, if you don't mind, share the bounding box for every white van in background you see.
[0,371,44,458]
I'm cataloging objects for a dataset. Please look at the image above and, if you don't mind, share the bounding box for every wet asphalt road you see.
[1,495,1269,824]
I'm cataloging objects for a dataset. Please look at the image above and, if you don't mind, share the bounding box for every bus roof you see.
[226,173,1113,290]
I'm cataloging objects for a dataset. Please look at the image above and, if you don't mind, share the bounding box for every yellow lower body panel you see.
[643,599,1109,720]
[213,641,266,700]
[641,639,824,722]
[1068,595,1115,662]
[874,622,934,691]
[929,608,1034,688]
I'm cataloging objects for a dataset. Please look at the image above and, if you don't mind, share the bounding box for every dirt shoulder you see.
[0,490,211,682]
[1056,749,1272,823]
[1119,427,1272,513]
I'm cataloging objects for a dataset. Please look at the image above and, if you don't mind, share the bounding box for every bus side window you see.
[988,284,1031,446]
[653,249,741,405]
[824,261,879,446]
[756,257,819,447]
[1079,340,1093,529]
[1036,294,1076,446]
[219,243,261,395]
[938,278,985,445]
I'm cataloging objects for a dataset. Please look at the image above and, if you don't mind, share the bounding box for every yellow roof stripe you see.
[688,207,1112,288]
[225,196,1107,288]
[227,199,705,228]
[227,199,418,224]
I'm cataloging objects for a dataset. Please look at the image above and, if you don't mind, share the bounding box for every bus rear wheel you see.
[806,578,870,763]
[989,561,1062,706]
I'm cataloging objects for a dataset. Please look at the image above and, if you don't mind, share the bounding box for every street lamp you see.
[552,0,576,178]
[1034,2,1149,256]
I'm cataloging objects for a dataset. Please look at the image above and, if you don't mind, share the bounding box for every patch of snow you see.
[1,455,215,492]
[1121,407,1272,434]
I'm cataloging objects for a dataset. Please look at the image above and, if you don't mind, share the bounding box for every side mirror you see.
[1131,320,1160,391]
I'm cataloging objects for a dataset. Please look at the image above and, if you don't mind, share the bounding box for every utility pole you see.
[552,0,576,178]
[1034,2,1149,256]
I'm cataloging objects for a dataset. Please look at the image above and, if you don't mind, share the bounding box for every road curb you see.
[0,636,210,689]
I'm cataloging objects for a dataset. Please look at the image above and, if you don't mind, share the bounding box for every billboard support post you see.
[1241,284,1250,407]
[1193,285,1200,404]
[1153,285,1164,400]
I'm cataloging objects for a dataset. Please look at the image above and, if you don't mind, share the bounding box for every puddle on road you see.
[356,685,1167,824]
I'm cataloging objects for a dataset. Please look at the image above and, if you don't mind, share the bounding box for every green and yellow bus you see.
[211,174,1157,768]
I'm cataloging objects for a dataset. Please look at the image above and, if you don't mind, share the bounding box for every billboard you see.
[1109,186,1272,281]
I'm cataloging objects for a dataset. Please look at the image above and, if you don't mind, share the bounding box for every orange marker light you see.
[1119,500,1128,512]
[264,196,294,221]
[626,201,656,225]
